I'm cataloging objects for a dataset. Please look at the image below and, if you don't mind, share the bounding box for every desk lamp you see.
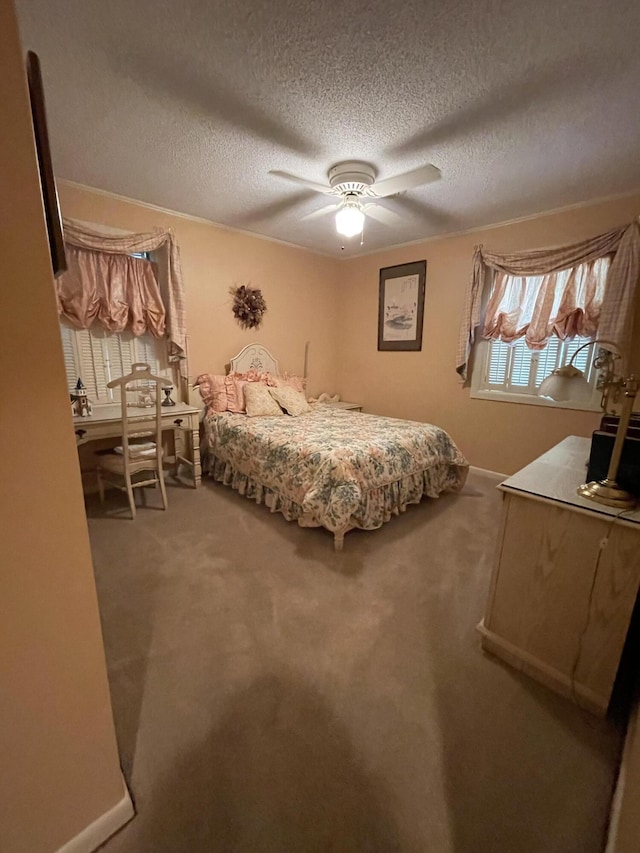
[538,339,639,509]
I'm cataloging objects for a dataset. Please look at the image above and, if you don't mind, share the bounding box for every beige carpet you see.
[88,471,622,853]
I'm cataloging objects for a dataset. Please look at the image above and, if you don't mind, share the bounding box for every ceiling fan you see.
[269,161,441,238]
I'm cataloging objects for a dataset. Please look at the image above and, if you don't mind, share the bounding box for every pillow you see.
[240,369,278,386]
[114,442,158,459]
[195,374,228,413]
[244,382,284,417]
[275,372,306,394]
[269,385,312,417]
[225,371,280,412]
[225,375,248,413]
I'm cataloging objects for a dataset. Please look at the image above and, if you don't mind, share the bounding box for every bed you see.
[200,345,469,550]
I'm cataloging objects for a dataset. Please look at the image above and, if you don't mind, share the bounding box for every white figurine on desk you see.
[70,378,93,417]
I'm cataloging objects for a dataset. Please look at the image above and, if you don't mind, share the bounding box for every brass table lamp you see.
[538,339,638,509]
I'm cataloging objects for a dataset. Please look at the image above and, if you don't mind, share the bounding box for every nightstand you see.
[326,401,362,412]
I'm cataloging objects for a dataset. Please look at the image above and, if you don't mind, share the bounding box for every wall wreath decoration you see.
[229,284,267,330]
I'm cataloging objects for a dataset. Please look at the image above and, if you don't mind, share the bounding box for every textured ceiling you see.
[15,0,640,257]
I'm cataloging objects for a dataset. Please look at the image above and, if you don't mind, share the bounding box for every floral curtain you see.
[456,220,640,380]
[60,218,187,362]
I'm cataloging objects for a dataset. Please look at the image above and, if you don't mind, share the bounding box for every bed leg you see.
[333,532,345,552]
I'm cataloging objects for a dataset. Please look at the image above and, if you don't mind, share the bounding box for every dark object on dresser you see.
[587,413,640,496]
[600,413,640,440]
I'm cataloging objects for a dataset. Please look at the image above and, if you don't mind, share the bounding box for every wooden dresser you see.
[478,436,640,716]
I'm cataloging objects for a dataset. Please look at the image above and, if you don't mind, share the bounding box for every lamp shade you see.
[335,204,365,238]
[538,365,592,403]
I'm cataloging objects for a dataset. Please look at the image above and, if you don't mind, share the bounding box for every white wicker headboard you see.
[229,344,280,375]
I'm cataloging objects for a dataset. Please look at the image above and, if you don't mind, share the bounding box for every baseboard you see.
[605,701,639,853]
[606,758,627,853]
[56,775,134,853]
[469,465,507,480]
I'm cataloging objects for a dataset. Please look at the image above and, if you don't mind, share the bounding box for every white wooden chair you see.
[96,363,168,519]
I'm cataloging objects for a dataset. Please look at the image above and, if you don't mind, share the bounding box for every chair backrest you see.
[107,363,168,457]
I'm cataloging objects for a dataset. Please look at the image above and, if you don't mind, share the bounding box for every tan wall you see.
[57,184,342,398]
[59,184,640,477]
[0,3,125,852]
[338,194,640,474]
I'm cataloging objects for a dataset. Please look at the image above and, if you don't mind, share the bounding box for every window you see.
[60,323,172,405]
[471,335,601,409]
[470,255,611,410]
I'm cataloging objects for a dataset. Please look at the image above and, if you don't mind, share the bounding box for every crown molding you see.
[59,179,640,264]
[344,186,640,260]
[57,180,336,260]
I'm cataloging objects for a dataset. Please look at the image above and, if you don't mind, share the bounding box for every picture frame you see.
[377,260,426,351]
[26,50,67,278]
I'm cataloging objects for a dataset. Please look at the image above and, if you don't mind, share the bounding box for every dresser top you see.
[501,435,640,524]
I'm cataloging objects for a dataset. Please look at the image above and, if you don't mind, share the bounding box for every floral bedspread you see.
[204,405,469,535]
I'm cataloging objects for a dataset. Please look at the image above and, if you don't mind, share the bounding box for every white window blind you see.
[483,335,597,397]
[60,323,171,404]
[509,344,534,388]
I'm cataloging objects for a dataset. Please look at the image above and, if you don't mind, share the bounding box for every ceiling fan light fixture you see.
[271,160,441,242]
[335,202,365,238]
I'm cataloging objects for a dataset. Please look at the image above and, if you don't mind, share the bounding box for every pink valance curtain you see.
[482,256,609,349]
[456,220,640,380]
[58,246,166,337]
[59,218,187,361]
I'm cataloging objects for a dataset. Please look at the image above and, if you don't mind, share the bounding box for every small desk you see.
[478,436,640,715]
[73,402,202,487]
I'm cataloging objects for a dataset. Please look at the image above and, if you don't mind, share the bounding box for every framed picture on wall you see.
[26,50,67,278]
[377,260,426,351]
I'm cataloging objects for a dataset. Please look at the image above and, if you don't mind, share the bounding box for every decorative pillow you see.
[225,375,249,413]
[269,385,312,417]
[241,369,278,386]
[195,374,228,413]
[275,372,306,394]
[225,370,279,412]
[244,382,284,417]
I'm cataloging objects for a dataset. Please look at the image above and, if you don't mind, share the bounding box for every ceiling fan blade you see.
[300,203,340,221]
[269,171,332,195]
[234,191,314,226]
[363,204,404,227]
[392,195,457,229]
[369,164,441,198]
[387,55,607,158]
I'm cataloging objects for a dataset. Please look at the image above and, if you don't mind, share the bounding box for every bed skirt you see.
[207,453,467,550]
